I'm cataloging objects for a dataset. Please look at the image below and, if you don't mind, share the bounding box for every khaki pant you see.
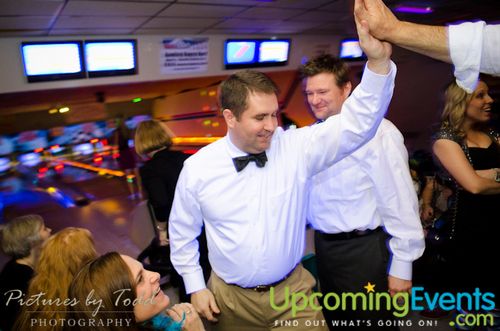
[208,265,328,331]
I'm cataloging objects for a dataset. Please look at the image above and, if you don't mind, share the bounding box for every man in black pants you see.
[300,54,425,330]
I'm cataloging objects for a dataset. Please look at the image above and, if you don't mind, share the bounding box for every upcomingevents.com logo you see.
[270,283,496,328]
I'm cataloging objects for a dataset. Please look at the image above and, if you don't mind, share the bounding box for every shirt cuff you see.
[388,258,412,281]
[183,271,207,294]
[449,21,485,93]
[360,61,397,94]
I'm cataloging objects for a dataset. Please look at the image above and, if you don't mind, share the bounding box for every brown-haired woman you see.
[68,252,204,331]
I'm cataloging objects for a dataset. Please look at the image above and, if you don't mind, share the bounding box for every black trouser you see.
[315,228,399,331]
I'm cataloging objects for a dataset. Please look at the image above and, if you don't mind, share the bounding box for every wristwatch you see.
[495,170,500,183]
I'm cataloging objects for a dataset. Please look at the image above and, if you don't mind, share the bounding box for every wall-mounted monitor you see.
[339,38,366,62]
[21,41,86,83]
[84,39,138,78]
[224,39,290,69]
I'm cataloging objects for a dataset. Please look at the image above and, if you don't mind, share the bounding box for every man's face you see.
[224,91,278,154]
[303,72,352,121]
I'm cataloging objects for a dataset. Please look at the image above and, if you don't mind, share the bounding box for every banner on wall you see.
[161,38,209,74]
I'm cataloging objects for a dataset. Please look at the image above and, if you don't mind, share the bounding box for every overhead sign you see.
[161,38,209,74]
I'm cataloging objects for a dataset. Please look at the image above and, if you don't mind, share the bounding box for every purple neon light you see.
[394,5,433,14]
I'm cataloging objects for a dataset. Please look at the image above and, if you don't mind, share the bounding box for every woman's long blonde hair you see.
[440,81,474,139]
[15,227,97,331]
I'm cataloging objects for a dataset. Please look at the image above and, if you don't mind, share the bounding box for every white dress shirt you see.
[169,62,397,294]
[307,119,425,281]
[449,21,500,93]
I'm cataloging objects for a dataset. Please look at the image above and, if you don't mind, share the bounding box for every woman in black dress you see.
[432,80,500,320]
[135,120,210,302]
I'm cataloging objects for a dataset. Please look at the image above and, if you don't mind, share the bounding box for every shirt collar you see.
[225,133,248,158]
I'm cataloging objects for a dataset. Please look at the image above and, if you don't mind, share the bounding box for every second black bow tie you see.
[233,152,268,172]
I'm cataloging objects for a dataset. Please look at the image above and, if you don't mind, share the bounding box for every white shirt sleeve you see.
[449,21,500,93]
[362,124,425,280]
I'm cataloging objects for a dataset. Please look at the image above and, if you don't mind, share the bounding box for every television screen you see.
[224,39,290,69]
[339,38,366,61]
[21,41,85,83]
[225,41,257,66]
[258,40,290,64]
[85,40,138,78]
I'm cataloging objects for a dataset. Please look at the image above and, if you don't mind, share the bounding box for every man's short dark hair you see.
[219,70,279,120]
[299,54,350,88]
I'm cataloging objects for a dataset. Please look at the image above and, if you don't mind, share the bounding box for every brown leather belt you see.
[319,227,382,241]
[233,267,296,292]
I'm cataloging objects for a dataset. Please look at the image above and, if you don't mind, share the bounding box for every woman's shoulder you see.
[0,260,33,287]
[432,127,462,144]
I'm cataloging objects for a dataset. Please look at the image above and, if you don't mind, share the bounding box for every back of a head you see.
[299,53,350,87]
[134,119,173,156]
[69,252,139,331]
[18,227,98,330]
[219,69,279,119]
[0,214,44,259]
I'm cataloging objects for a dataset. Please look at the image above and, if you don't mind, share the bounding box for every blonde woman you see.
[432,79,500,316]
[135,120,210,303]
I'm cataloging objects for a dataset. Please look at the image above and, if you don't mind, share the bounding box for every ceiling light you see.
[394,5,433,14]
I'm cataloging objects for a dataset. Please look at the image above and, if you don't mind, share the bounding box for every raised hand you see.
[354,0,392,74]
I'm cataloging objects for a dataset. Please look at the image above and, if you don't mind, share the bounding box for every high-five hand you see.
[354,0,392,74]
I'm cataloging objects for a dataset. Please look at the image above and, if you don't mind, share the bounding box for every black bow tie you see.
[232,152,268,172]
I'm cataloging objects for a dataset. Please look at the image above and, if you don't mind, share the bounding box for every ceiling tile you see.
[213,18,280,29]
[143,17,220,29]
[0,0,63,16]
[158,3,247,18]
[235,7,303,20]
[202,27,261,34]
[61,0,169,16]
[49,28,134,35]
[0,30,49,37]
[0,16,53,30]
[135,28,204,35]
[53,16,149,29]
[293,10,347,22]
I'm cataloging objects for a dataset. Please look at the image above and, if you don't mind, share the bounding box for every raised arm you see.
[433,139,500,194]
[296,3,396,176]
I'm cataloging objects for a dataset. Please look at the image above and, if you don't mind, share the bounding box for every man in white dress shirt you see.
[301,54,425,330]
[354,0,500,93]
[169,16,396,331]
